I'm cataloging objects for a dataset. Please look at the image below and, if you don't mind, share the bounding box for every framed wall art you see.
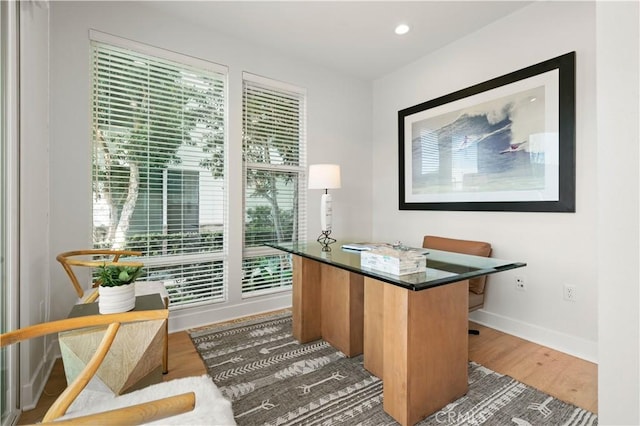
[398,52,575,212]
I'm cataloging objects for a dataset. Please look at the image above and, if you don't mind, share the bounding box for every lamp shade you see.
[308,164,341,189]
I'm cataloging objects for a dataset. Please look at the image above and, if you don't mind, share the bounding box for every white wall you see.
[19,1,52,409]
[48,1,372,332]
[372,2,598,361]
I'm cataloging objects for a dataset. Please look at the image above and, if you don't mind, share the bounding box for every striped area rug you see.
[190,312,597,426]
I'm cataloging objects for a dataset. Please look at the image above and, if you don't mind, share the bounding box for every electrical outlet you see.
[564,284,577,302]
[515,276,526,291]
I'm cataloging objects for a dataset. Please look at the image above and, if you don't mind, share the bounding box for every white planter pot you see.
[98,283,136,314]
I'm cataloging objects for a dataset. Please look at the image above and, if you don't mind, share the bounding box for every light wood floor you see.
[18,319,597,424]
[467,322,597,413]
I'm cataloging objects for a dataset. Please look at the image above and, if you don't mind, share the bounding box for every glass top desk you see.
[268,241,526,426]
[267,241,525,291]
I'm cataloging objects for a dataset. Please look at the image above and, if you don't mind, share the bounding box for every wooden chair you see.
[56,250,170,373]
[422,235,492,335]
[0,310,232,424]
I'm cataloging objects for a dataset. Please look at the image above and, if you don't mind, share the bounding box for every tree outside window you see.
[91,38,227,307]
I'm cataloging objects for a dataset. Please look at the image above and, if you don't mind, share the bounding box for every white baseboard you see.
[21,339,60,410]
[470,310,598,364]
[168,292,292,333]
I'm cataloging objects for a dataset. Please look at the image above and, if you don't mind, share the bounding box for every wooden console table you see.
[59,294,167,395]
[269,241,526,426]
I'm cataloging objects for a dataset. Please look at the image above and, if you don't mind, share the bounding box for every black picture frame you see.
[398,52,576,212]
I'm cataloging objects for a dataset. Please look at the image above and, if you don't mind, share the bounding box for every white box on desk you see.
[360,247,427,276]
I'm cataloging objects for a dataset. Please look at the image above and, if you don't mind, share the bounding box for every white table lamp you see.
[308,164,341,248]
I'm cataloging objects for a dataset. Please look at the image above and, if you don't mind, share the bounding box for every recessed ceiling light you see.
[394,23,410,35]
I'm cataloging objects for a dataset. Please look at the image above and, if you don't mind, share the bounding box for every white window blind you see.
[91,36,228,308]
[242,73,306,295]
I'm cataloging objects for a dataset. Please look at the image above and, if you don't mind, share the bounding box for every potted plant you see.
[97,264,143,314]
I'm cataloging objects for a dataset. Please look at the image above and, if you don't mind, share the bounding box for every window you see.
[242,73,306,295]
[91,32,227,308]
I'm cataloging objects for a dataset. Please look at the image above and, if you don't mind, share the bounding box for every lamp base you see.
[317,230,336,251]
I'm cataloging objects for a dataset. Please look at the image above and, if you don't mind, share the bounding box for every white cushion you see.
[62,375,236,425]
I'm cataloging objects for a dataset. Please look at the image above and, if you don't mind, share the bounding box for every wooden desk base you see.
[365,278,469,425]
[292,254,469,426]
[292,255,364,356]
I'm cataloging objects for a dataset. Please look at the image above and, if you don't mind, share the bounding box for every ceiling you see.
[148,1,533,81]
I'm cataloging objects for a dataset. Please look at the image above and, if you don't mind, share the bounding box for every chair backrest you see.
[0,310,191,424]
[422,235,492,295]
[56,250,143,301]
